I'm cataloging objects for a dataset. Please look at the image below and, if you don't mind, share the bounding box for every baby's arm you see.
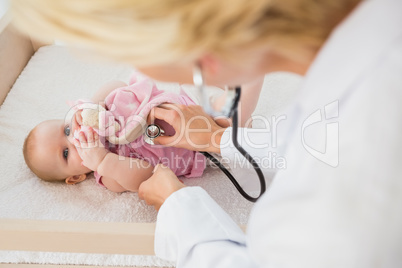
[91,80,128,104]
[97,155,154,193]
[74,128,153,193]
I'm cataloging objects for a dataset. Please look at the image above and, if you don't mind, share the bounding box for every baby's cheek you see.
[70,145,79,159]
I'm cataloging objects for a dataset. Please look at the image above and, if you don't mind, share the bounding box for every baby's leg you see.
[213,76,264,128]
[91,80,128,106]
[239,76,264,128]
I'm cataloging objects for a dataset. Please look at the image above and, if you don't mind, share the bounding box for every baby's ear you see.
[65,174,87,185]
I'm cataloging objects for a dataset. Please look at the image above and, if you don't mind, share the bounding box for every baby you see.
[23,74,206,193]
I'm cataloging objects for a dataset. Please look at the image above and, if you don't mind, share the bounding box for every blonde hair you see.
[11,0,359,66]
[23,127,63,183]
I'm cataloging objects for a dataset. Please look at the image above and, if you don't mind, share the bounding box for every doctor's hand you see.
[148,104,226,154]
[138,164,186,210]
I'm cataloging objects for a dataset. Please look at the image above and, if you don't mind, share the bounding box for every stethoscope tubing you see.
[201,87,266,202]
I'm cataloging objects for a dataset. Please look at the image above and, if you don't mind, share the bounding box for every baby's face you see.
[31,119,92,180]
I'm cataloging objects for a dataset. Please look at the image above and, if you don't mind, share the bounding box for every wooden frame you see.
[0,219,156,255]
[0,13,44,105]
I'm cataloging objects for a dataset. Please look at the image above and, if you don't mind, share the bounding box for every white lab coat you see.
[154,0,402,267]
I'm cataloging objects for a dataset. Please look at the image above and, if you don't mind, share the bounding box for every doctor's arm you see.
[150,104,283,164]
[138,165,258,267]
[150,104,281,181]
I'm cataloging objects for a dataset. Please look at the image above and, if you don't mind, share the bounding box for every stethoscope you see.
[144,124,165,145]
[144,66,266,202]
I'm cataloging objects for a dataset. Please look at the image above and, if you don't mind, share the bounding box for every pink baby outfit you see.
[78,74,205,185]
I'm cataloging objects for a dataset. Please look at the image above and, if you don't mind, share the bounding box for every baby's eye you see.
[64,125,70,136]
[63,148,69,159]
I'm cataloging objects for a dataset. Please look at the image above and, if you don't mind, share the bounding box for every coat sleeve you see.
[155,187,258,268]
[154,127,283,267]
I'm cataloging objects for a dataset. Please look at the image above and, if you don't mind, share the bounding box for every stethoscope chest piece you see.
[144,124,165,145]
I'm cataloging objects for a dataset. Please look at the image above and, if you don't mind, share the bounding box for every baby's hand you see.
[73,127,108,171]
[70,110,83,135]
[75,110,83,126]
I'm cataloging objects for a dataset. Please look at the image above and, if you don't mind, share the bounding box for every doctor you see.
[11,0,402,267]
